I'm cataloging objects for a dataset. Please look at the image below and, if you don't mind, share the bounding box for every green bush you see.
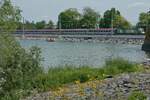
[128,91,147,100]
[0,34,43,99]
[103,58,138,75]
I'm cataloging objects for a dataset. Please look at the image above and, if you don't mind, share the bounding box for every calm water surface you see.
[20,40,146,68]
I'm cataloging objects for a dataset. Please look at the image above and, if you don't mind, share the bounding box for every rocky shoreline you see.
[56,38,144,45]
[17,36,144,45]
[24,66,150,100]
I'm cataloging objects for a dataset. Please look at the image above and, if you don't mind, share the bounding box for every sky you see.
[11,0,150,25]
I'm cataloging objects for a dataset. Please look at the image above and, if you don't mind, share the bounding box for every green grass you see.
[33,58,143,91]
[128,91,147,100]
[2,58,144,100]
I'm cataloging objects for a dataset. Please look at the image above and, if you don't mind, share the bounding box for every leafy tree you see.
[24,21,36,29]
[0,0,43,99]
[58,8,81,29]
[80,7,100,28]
[113,15,131,29]
[17,20,54,30]
[0,36,42,99]
[35,20,46,29]
[0,0,21,32]
[16,21,22,29]
[17,20,36,30]
[100,8,117,28]
[100,8,131,29]
[140,11,150,51]
[137,12,150,36]
[45,20,54,29]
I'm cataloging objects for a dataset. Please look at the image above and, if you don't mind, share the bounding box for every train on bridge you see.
[14,28,144,35]
[14,28,145,43]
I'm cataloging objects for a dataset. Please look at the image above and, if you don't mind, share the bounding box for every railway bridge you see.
[14,29,145,44]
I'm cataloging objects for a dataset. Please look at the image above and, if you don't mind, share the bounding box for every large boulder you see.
[142,28,150,51]
[142,39,150,51]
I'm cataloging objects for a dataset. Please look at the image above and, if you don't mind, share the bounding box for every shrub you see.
[128,91,147,100]
[103,58,138,75]
[0,0,40,99]
[0,34,43,99]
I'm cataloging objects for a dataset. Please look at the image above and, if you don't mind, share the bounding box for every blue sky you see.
[12,0,150,25]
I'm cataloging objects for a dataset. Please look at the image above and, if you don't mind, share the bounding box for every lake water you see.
[20,40,146,69]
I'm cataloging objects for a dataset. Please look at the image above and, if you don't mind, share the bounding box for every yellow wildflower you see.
[75,80,80,84]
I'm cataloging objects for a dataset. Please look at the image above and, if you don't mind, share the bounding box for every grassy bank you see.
[33,58,143,92]
[1,58,145,100]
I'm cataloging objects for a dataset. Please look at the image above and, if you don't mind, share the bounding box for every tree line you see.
[17,7,150,30]
[58,7,131,29]
[17,20,54,29]
[17,7,131,29]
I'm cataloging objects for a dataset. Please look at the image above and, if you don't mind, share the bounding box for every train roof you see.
[16,28,116,32]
